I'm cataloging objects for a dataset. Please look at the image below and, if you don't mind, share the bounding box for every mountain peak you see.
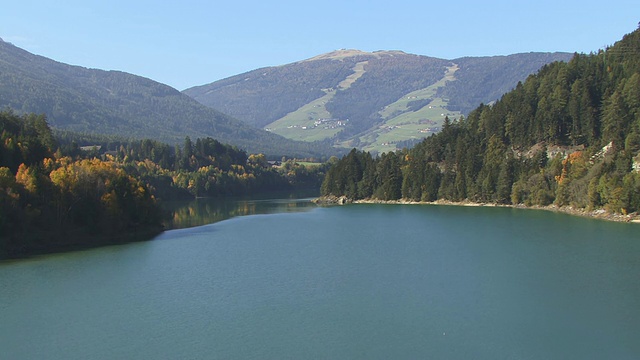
[304,49,370,61]
[304,49,409,62]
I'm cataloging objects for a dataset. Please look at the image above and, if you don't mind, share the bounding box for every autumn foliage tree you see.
[0,111,162,258]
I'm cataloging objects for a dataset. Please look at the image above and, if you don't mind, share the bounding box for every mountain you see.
[0,38,338,158]
[320,27,640,217]
[184,50,573,153]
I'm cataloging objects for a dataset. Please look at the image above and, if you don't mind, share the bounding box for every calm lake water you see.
[1,199,639,359]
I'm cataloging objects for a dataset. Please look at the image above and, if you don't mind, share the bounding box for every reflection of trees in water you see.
[164,197,317,230]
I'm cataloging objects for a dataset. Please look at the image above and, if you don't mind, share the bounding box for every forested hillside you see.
[321,27,640,217]
[0,38,338,158]
[0,111,329,258]
[438,52,575,115]
[0,111,163,258]
[185,50,572,152]
[324,53,449,137]
[185,55,362,129]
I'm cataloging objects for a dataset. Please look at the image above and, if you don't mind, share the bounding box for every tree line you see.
[54,132,329,199]
[0,111,163,258]
[321,27,640,215]
[1,110,329,258]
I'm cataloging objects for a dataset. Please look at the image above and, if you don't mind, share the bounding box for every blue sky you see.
[1,0,637,90]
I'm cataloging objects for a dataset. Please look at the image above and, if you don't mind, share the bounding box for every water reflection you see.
[162,194,318,230]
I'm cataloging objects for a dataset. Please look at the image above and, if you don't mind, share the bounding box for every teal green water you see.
[1,201,639,359]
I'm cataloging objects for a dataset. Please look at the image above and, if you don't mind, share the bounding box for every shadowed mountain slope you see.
[0,38,339,158]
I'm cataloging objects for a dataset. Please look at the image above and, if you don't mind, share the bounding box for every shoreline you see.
[0,224,164,261]
[313,195,640,223]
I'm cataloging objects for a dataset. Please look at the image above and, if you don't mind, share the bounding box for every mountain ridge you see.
[184,49,573,153]
[302,49,411,62]
[0,39,339,158]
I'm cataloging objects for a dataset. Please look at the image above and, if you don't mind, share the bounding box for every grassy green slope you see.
[265,60,369,141]
[353,64,462,153]
[185,50,573,153]
[184,56,360,129]
[273,63,462,153]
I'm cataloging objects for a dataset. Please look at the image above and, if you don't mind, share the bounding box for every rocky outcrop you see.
[312,195,353,205]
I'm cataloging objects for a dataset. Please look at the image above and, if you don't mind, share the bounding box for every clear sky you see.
[1,0,637,90]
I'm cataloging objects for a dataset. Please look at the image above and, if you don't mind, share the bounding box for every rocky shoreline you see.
[312,195,640,223]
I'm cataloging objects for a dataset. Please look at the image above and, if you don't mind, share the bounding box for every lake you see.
[1,198,639,359]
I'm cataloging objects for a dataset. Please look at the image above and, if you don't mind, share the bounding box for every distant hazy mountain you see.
[0,38,337,158]
[184,50,573,153]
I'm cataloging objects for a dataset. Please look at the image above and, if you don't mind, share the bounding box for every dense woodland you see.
[0,111,328,258]
[322,27,640,215]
